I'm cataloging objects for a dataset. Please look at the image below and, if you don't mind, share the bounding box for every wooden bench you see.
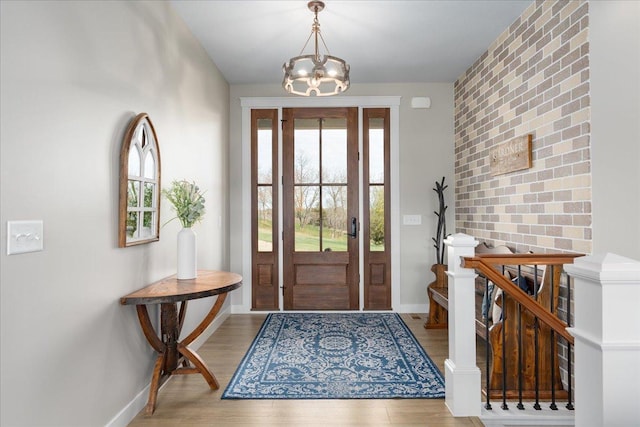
[424,243,514,340]
[486,262,566,399]
[424,243,568,399]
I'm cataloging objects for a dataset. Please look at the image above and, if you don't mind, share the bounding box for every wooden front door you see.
[282,107,359,310]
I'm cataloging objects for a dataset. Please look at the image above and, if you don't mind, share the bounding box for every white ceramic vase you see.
[177,227,197,280]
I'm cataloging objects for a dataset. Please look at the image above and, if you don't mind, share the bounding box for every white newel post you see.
[564,253,640,427]
[444,233,481,416]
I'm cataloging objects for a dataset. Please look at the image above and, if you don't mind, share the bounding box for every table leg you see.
[145,353,166,415]
[134,293,228,415]
[134,305,167,415]
[178,344,219,389]
[160,303,179,372]
[176,293,227,389]
[178,301,190,368]
[135,305,164,353]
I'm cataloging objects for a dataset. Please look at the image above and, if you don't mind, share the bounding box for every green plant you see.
[163,180,206,228]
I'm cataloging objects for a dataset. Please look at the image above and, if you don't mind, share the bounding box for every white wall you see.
[228,83,454,311]
[0,1,230,425]
[590,0,640,261]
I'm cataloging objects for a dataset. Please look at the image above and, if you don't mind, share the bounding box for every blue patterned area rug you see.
[222,313,445,399]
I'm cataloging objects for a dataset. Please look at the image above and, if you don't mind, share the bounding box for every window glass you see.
[257,121,273,183]
[294,185,320,251]
[126,211,138,238]
[369,186,385,251]
[142,212,153,237]
[322,119,347,184]
[128,181,140,207]
[294,119,320,184]
[143,151,155,179]
[143,183,154,208]
[257,186,273,252]
[322,185,348,251]
[368,118,385,184]
[128,146,141,176]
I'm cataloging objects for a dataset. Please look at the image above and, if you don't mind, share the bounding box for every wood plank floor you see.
[128,313,485,426]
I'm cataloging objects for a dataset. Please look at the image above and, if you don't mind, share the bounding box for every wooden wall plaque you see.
[490,135,532,176]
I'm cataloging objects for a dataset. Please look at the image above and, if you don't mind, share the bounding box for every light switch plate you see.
[403,214,422,225]
[7,220,44,255]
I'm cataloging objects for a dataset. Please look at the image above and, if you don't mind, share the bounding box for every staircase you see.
[442,233,640,426]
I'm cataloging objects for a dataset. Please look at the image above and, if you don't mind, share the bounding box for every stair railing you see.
[462,253,582,412]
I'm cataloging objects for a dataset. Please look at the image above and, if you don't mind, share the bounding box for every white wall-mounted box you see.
[7,220,44,255]
[403,214,422,225]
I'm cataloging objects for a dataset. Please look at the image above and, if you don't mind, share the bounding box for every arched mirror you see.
[119,113,161,247]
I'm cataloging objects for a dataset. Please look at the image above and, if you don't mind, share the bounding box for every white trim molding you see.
[565,253,640,426]
[236,96,401,313]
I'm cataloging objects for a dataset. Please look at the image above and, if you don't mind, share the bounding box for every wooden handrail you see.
[469,253,583,266]
[462,256,576,345]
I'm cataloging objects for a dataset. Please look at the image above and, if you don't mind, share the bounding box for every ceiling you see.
[170,0,533,86]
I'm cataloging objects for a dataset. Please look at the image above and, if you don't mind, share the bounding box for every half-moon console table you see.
[120,270,242,415]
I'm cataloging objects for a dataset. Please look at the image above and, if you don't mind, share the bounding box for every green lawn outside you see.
[257,220,383,252]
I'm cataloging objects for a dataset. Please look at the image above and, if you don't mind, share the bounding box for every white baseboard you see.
[106,305,231,427]
[106,384,150,427]
[231,303,251,314]
[231,304,429,314]
[398,304,429,314]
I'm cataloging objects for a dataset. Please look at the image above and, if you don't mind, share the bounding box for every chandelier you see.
[282,1,350,96]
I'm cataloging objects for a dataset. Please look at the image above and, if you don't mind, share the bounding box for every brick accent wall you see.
[454,0,590,395]
[454,0,591,256]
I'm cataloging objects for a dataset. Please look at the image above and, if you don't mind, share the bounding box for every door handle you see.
[348,217,357,239]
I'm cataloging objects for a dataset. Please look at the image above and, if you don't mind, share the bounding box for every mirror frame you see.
[118,113,161,247]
